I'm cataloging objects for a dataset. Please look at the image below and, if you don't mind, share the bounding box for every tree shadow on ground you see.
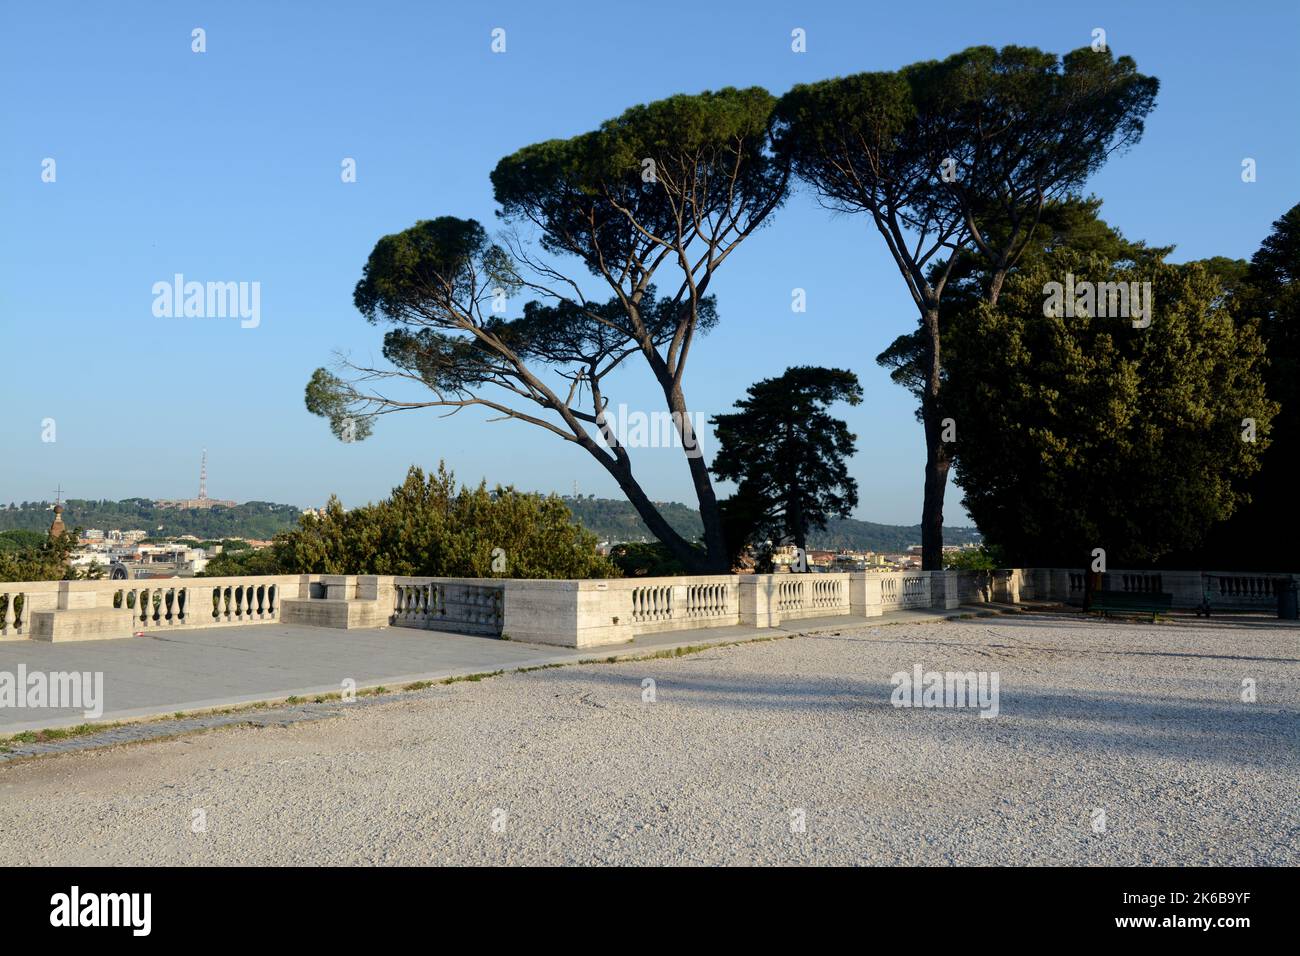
[556,666,1299,769]
[851,633,1300,665]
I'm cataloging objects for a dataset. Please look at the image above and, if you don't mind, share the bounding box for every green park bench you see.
[1088,590,1174,623]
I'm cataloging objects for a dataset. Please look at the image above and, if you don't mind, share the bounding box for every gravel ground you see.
[1,612,1296,865]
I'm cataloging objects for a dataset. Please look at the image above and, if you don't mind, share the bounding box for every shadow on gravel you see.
[850,636,1300,665]
[956,610,1300,634]
[552,667,1300,768]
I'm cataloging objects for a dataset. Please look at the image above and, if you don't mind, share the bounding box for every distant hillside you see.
[559,496,704,543]
[560,496,980,551]
[808,516,980,552]
[0,499,301,540]
[3,494,980,553]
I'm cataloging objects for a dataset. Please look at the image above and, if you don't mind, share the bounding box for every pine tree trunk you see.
[919,304,950,571]
[609,461,711,572]
[663,381,729,573]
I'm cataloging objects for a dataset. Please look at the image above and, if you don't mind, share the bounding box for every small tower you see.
[48,484,66,539]
[199,449,208,502]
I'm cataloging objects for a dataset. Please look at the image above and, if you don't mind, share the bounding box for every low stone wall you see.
[1034,568,1296,611]
[0,580,60,640]
[428,571,916,647]
[3,575,311,642]
[389,577,505,637]
[956,570,992,604]
[4,566,1294,647]
[281,574,393,629]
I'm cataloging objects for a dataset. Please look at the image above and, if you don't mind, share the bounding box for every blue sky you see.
[2,0,1297,525]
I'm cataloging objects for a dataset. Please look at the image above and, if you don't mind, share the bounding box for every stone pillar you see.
[930,570,960,609]
[671,582,689,619]
[497,580,634,648]
[739,575,780,627]
[1160,571,1202,608]
[849,572,883,617]
[991,570,1020,604]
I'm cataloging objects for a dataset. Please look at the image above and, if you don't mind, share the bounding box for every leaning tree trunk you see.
[608,458,712,573]
[663,380,730,573]
[573,426,711,573]
[919,304,950,571]
[682,439,729,573]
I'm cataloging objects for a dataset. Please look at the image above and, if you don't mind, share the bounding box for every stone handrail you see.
[3,567,1294,646]
[0,575,313,641]
[391,577,505,636]
[1041,568,1296,610]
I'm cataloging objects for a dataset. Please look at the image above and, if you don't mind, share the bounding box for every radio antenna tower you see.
[199,449,208,501]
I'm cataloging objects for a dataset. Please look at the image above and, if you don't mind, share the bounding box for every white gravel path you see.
[1,613,1296,865]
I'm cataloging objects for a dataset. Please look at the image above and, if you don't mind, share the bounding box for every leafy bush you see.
[202,464,617,579]
[0,531,78,582]
[943,546,1003,571]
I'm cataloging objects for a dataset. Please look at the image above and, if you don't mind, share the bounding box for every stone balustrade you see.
[1045,568,1296,611]
[0,580,60,639]
[391,578,505,636]
[1,567,1294,647]
[0,575,311,642]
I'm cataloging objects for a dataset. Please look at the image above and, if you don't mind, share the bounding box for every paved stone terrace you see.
[0,606,997,738]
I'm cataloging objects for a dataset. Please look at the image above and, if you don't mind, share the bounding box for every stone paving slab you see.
[0,604,1005,738]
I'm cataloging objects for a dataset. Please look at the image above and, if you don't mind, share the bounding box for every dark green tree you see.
[775,46,1158,569]
[1185,202,1300,569]
[0,527,79,583]
[710,367,862,559]
[942,224,1276,567]
[0,530,47,553]
[876,196,1169,409]
[308,89,789,573]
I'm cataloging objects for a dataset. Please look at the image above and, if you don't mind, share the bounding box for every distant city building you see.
[68,551,111,573]
[126,544,209,576]
[157,449,237,509]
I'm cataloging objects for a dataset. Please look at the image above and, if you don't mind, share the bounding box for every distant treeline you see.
[0,499,301,540]
[559,496,704,544]
[1,494,981,554]
[560,496,979,552]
